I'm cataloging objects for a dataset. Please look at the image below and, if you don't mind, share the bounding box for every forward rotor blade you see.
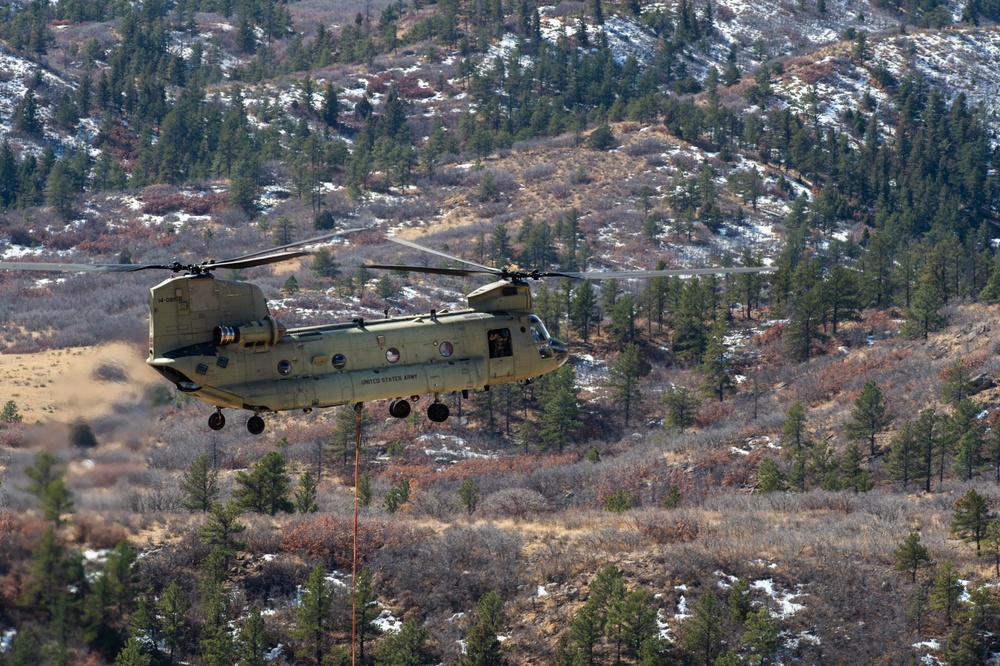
[0,260,171,273]
[364,263,498,278]
[385,237,499,273]
[560,266,776,280]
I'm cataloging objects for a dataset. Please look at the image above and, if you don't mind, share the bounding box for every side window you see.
[488,328,512,359]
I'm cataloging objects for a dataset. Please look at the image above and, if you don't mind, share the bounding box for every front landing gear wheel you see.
[427,402,450,423]
[247,415,266,435]
[208,411,226,431]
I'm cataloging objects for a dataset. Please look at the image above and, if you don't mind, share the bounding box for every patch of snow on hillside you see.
[417,433,496,461]
[751,578,806,618]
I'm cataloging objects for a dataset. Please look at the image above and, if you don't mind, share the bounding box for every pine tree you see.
[950,398,984,481]
[950,488,996,553]
[681,588,724,666]
[886,420,918,489]
[374,618,430,665]
[180,454,219,512]
[699,316,734,402]
[23,451,74,527]
[756,458,785,492]
[295,470,319,513]
[353,566,381,663]
[610,343,650,428]
[845,380,893,456]
[232,451,294,515]
[236,605,269,666]
[662,386,701,432]
[384,479,410,513]
[537,365,581,453]
[902,273,947,339]
[158,581,190,665]
[913,409,940,493]
[294,564,333,665]
[942,362,975,406]
[741,607,780,665]
[570,280,598,342]
[196,501,247,554]
[838,442,871,492]
[893,532,933,583]
[115,636,152,666]
[458,478,480,515]
[1,399,22,423]
[460,590,508,666]
[930,561,963,626]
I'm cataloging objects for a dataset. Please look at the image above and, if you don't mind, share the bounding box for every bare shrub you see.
[626,138,670,156]
[523,163,556,180]
[479,488,551,519]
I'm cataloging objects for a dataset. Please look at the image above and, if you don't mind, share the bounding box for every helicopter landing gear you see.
[427,402,450,423]
[389,398,411,419]
[247,414,266,435]
[208,410,226,431]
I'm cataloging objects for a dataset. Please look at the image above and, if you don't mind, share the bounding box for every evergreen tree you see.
[930,561,963,626]
[610,343,650,427]
[295,470,319,513]
[384,479,411,513]
[941,362,975,406]
[458,478,480,515]
[0,399,22,423]
[699,316,734,401]
[232,451,294,515]
[311,248,342,279]
[741,607,780,665]
[756,458,785,492]
[893,532,933,583]
[901,273,947,339]
[950,488,996,553]
[537,365,581,453]
[157,581,190,665]
[913,409,941,493]
[374,618,431,665]
[180,453,219,512]
[681,588,724,666]
[235,605,269,666]
[321,82,340,128]
[23,451,74,527]
[196,501,247,554]
[294,564,333,665]
[886,420,918,489]
[950,398,984,481]
[570,280,599,342]
[845,380,893,456]
[353,566,381,663]
[838,442,871,492]
[662,386,701,432]
[115,637,152,666]
[460,590,508,666]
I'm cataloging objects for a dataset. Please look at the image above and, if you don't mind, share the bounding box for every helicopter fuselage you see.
[146,274,568,429]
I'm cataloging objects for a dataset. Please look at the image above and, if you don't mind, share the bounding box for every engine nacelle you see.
[213,315,286,347]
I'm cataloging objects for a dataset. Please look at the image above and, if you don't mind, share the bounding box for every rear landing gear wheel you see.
[389,398,411,418]
[427,402,450,423]
[247,415,265,435]
[208,411,226,431]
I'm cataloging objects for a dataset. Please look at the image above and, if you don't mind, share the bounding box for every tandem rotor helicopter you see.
[0,231,772,434]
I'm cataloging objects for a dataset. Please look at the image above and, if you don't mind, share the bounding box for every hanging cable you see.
[351,401,364,666]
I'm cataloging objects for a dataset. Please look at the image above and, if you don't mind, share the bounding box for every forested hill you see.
[7,0,1000,664]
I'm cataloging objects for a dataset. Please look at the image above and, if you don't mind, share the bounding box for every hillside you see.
[3,0,1000,664]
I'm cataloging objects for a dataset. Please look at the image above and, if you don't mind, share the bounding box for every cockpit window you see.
[528,315,550,341]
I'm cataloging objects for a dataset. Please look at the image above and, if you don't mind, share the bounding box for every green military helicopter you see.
[0,232,771,434]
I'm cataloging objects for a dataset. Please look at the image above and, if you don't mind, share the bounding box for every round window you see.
[386,347,400,363]
[439,341,454,357]
[332,353,347,369]
[277,360,292,376]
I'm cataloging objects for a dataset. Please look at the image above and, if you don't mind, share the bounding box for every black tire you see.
[247,415,266,435]
[389,399,411,418]
[427,403,450,422]
[208,412,226,430]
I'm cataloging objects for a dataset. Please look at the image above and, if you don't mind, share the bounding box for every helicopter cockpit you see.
[529,315,568,361]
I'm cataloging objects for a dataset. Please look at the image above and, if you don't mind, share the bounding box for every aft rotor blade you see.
[202,249,315,271]
[216,228,367,265]
[561,266,776,280]
[0,260,171,273]
[364,263,498,278]
[386,237,499,273]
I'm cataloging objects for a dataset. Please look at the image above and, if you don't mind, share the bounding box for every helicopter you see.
[0,231,773,434]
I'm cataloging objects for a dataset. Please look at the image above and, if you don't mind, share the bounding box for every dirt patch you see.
[0,342,159,423]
